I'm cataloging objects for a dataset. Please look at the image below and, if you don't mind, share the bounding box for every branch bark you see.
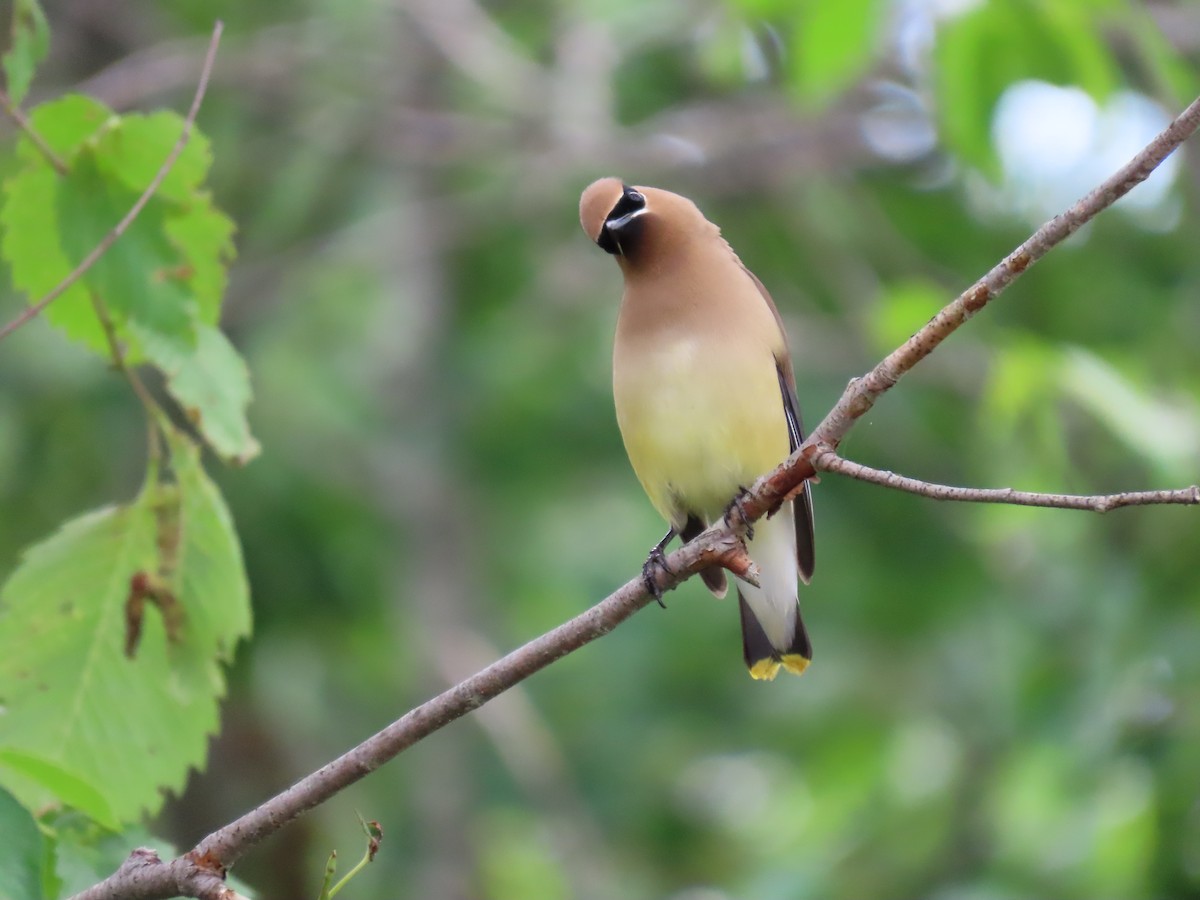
[809,447,1200,512]
[68,91,1200,900]
[736,91,1200,523]
[0,20,224,343]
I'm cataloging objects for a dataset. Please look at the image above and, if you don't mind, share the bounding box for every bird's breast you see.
[613,328,790,526]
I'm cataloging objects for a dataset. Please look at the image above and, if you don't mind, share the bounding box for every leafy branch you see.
[66,89,1200,900]
[0,86,66,173]
[0,20,224,343]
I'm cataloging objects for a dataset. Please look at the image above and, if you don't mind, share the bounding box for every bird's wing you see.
[776,364,815,583]
[737,263,816,584]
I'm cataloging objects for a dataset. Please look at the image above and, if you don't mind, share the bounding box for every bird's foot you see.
[642,545,672,608]
[724,487,755,541]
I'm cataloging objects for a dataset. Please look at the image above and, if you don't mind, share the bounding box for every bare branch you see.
[69,90,1200,900]
[810,447,1200,513]
[67,848,246,900]
[0,20,224,343]
[0,88,69,174]
[737,91,1200,521]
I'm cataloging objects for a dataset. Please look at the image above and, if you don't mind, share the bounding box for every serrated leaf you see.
[165,193,237,326]
[0,438,251,823]
[166,433,254,653]
[93,112,214,205]
[3,101,234,360]
[0,786,44,900]
[55,150,197,356]
[19,94,112,166]
[0,749,119,831]
[144,325,260,465]
[0,160,107,352]
[1,0,49,107]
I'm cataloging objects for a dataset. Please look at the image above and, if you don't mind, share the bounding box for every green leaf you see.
[165,432,254,657]
[144,324,260,465]
[2,100,235,362]
[0,786,44,900]
[19,94,112,165]
[55,149,198,356]
[0,437,251,823]
[0,749,119,831]
[165,193,237,326]
[92,112,214,205]
[788,0,881,108]
[1,0,49,107]
[0,161,106,352]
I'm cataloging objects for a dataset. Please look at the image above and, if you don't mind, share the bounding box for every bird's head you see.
[580,178,714,267]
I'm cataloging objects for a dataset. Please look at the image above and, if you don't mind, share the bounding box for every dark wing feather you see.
[734,262,816,584]
[777,365,816,584]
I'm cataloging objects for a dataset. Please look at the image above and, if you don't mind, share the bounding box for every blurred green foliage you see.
[2,0,1200,898]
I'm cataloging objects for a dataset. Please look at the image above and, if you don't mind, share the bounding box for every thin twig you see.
[810,447,1200,512]
[67,90,1200,900]
[0,20,224,344]
[739,91,1200,521]
[89,292,163,463]
[0,87,70,174]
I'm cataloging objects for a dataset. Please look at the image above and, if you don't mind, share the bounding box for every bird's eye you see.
[609,185,646,221]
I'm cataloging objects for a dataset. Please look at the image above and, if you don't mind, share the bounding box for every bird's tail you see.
[734,507,811,680]
[738,590,811,680]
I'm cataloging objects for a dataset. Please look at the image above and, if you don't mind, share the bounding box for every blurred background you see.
[3,0,1200,898]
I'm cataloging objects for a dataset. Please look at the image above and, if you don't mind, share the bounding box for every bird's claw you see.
[642,545,672,608]
[724,487,755,541]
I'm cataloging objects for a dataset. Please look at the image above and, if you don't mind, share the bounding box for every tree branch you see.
[68,848,246,900]
[809,447,1200,512]
[0,20,224,344]
[0,88,69,174]
[736,91,1200,522]
[68,91,1200,900]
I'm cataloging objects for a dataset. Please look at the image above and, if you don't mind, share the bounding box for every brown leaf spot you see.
[125,572,151,658]
[366,820,383,861]
[124,571,187,658]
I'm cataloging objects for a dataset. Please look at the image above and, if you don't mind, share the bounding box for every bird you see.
[579,177,816,681]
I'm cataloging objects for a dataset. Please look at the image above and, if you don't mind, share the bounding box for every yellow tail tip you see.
[747,654,811,681]
[780,654,811,676]
[748,659,781,681]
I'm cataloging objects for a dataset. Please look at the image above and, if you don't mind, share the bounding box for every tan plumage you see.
[580,177,815,680]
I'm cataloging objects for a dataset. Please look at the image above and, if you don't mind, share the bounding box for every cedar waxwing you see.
[580,177,816,681]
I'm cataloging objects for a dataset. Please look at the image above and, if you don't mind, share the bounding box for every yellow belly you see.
[614,335,790,527]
